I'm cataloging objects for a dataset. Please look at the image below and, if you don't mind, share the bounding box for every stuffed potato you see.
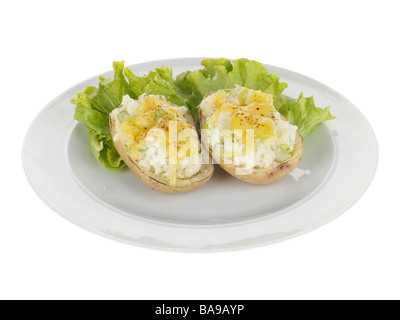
[110,94,213,193]
[198,86,303,184]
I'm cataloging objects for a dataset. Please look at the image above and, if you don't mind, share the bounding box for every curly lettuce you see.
[175,58,335,138]
[72,58,335,170]
[71,61,190,170]
[72,61,132,170]
[275,94,336,138]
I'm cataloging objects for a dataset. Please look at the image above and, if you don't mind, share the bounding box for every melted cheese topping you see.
[111,94,201,186]
[200,86,298,170]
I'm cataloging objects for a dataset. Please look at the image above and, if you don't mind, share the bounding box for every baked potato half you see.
[198,86,303,185]
[110,94,213,193]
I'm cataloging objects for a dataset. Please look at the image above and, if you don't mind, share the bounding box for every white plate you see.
[22,58,378,251]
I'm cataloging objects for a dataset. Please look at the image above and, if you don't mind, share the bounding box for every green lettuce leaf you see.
[72,61,191,170]
[71,61,132,170]
[175,71,203,126]
[87,130,124,169]
[72,58,336,171]
[176,58,287,98]
[124,66,186,108]
[275,94,336,138]
[176,58,335,139]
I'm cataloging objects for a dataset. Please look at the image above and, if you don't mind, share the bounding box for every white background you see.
[1,0,399,300]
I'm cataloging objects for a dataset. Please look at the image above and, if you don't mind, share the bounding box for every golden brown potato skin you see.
[110,107,214,193]
[198,92,304,185]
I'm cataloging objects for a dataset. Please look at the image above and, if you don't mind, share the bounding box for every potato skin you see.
[198,92,304,185]
[110,107,214,193]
